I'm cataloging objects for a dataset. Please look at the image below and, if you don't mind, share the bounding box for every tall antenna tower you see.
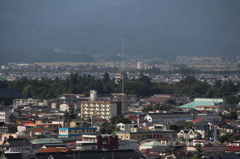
[122,39,124,114]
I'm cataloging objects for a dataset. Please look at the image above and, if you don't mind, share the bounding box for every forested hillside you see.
[0,73,240,106]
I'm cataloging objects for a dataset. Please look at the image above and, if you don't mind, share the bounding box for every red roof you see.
[23,114,33,117]
[37,147,65,153]
[23,123,37,126]
[225,146,240,152]
[94,119,107,121]
[66,141,76,146]
[128,115,138,120]
[21,120,33,123]
[34,128,42,133]
[192,119,208,123]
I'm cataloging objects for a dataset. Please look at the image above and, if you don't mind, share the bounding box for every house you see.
[193,126,209,140]
[118,140,138,150]
[69,121,90,128]
[139,140,167,150]
[76,141,97,150]
[177,129,199,139]
[117,123,138,132]
[195,105,224,113]
[192,139,209,146]
[59,103,80,112]
[92,120,108,131]
[115,128,177,142]
[1,137,32,156]
[31,138,63,146]
[142,112,194,124]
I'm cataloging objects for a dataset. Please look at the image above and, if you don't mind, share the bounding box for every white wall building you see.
[117,123,138,132]
[59,103,80,112]
[0,110,19,122]
[80,101,122,120]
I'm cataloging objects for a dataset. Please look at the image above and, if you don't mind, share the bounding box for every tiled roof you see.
[6,138,31,147]
[31,138,63,144]
[34,128,42,133]
[141,140,167,147]
[144,96,171,103]
[192,119,208,123]
[225,146,240,152]
[37,147,65,153]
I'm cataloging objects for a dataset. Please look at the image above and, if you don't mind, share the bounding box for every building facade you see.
[80,101,122,119]
[58,127,98,138]
[115,128,177,142]
[0,110,19,123]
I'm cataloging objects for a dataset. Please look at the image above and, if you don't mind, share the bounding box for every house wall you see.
[118,140,138,150]
[117,123,138,132]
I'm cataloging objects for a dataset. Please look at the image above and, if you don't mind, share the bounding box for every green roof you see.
[141,140,167,147]
[179,98,224,109]
[31,138,63,144]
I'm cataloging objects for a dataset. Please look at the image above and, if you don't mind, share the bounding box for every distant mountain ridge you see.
[0,0,240,62]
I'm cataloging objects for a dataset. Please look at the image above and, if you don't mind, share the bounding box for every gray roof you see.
[146,112,194,119]
[5,138,31,147]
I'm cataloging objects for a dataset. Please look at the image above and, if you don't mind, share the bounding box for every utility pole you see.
[121,39,124,114]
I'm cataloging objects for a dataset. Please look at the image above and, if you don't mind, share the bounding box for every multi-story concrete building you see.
[58,127,98,138]
[80,101,122,120]
[0,110,19,123]
[115,128,177,142]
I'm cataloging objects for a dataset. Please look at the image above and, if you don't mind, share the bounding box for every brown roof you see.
[37,147,66,153]
[144,95,171,104]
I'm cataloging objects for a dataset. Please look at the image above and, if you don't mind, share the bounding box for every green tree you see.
[193,144,203,159]
[180,121,193,129]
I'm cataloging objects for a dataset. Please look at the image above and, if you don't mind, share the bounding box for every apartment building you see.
[80,101,122,120]
[0,110,19,122]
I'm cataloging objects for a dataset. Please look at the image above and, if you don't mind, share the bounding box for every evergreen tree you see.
[193,144,203,159]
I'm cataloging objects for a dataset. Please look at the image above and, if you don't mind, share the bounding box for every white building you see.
[80,101,122,120]
[117,123,138,132]
[59,103,80,112]
[195,106,224,112]
[0,110,19,122]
